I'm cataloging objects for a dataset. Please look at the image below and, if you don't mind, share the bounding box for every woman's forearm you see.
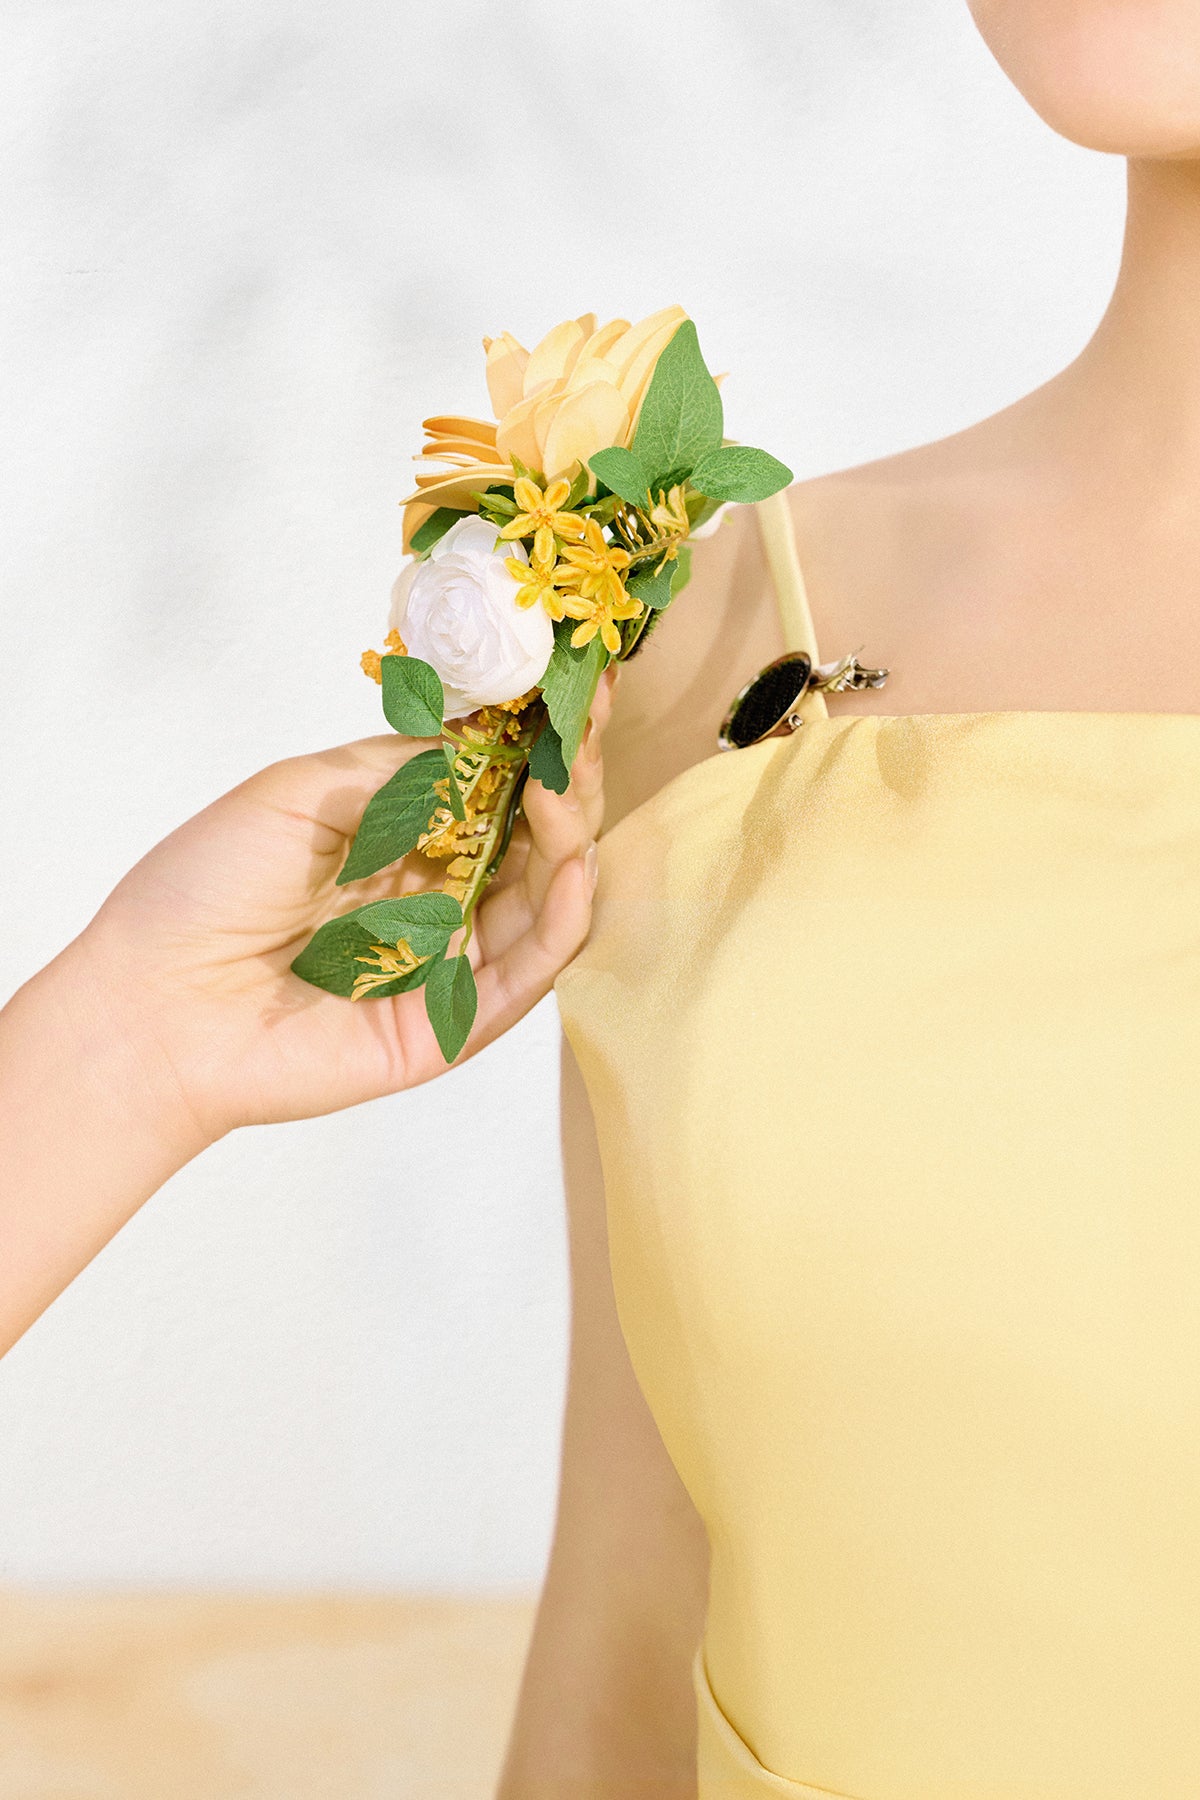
[0,716,609,1360]
[0,938,211,1356]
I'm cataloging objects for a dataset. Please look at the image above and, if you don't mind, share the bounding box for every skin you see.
[0,671,614,1360]
[968,0,1200,157]
[501,5,1200,1794]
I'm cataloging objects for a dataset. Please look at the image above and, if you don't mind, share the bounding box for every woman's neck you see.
[1062,157,1200,471]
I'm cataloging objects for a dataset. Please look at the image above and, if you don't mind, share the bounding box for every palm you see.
[84,727,605,1137]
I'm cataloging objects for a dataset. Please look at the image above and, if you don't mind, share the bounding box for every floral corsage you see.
[291,306,792,1061]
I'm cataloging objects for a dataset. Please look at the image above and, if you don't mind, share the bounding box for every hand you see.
[58,672,615,1142]
[0,674,614,1356]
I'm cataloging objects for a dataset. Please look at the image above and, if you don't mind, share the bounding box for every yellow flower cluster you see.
[501,476,585,564]
[418,703,532,892]
[420,762,504,863]
[351,936,429,1002]
[401,305,686,552]
[556,518,642,655]
[392,307,702,661]
[361,627,407,685]
[650,483,689,546]
[498,476,644,656]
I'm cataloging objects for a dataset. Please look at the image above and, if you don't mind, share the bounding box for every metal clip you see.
[810,651,891,694]
[718,648,890,751]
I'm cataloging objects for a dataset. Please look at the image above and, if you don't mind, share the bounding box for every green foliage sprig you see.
[590,320,791,511]
[290,314,793,1063]
[292,890,476,1060]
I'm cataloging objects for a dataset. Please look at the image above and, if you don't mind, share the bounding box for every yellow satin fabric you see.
[554,534,1200,1797]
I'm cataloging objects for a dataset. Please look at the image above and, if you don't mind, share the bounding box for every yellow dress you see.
[553,492,1200,1800]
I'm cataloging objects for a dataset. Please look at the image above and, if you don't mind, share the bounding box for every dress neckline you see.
[811,708,1200,727]
[604,706,1200,856]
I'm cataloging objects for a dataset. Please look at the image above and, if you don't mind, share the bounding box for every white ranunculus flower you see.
[388,515,554,719]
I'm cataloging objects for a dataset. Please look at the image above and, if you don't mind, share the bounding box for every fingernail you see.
[584,840,599,888]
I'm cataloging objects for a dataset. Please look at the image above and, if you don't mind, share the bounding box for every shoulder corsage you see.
[291,307,793,1060]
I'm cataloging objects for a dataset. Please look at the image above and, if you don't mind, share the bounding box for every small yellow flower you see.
[556,516,642,653]
[557,527,644,655]
[556,516,633,608]
[559,588,643,657]
[350,936,429,1001]
[499,476,586,564]
[504,550,568,621]
[494,686,539,714]
[649,483,688,541]
[360,628,407,685]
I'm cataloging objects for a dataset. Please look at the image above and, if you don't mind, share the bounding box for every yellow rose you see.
[402,306,687,550]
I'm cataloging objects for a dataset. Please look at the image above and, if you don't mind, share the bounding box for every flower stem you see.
[434,700,548,939]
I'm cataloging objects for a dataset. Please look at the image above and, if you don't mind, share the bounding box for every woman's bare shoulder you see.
[597,463,923,828]
[788,415,1020,624]
[599,499,783,828]
[600,411,1030,827]
[785,404,1047,712]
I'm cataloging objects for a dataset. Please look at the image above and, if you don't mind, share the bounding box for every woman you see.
[502,5,1200,1796]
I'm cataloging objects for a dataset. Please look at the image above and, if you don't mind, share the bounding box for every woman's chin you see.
[968,0,1200,160]
[1023,92,1200,161]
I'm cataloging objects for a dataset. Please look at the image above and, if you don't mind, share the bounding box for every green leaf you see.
[289,901,452,1001]
[588,446,650,507]
[336,748,446,885]
[442,742,466,819]
[581,493,620,527]
[381,654,444,737]
[470,486,518,517]
[625,561,674,612]
[564,464,592,510]
[352,891,463,948]
[686,492,723,531]
[688,444,793,503]
[629,320,723,490]
[410,508,464,556]
[540,624,607,768]
[290,913,378,997]
[528,718,570,793]
[424,953,478,1062]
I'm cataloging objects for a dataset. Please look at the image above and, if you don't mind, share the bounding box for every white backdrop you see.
[0,1,1123,1589]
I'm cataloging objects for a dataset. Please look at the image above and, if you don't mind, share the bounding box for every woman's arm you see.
[498,1039,711,1797]
[0,709,610,1359]
[499,505,790,1796]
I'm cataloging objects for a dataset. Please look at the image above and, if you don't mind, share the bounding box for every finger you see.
[476,687,609,952]
[481,820,531,898]
[469,847,598,1052]
[515,663,615,894]
[524,759,595,859]
[515,766,595,917]
[567,708,606,841]
[592,658,620,727]
[246,733,440,845]
[560,660,616,839]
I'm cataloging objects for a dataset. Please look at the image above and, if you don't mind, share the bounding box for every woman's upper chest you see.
[790,460,1200,722]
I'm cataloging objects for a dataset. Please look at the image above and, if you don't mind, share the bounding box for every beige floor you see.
[0,1591,535,1800]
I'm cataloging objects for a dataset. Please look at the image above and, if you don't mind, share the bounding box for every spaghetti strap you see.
[754,490,828,721]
